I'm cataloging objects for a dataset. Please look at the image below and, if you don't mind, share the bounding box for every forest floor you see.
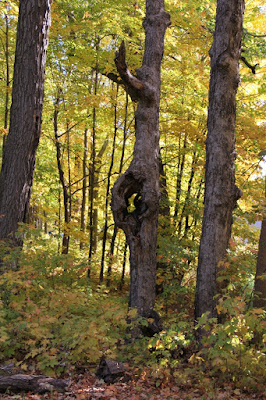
[1,368,265,400]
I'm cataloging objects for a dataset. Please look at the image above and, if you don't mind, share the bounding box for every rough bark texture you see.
[253,178,266,309]
[0,374,68,394]
[0,0,52,245]
[195,0,244,321]
[111,0,170,317]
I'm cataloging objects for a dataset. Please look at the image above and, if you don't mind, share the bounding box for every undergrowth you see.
[0,227,265,395]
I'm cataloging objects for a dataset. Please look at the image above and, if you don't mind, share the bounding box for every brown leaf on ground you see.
[0,370,265,400]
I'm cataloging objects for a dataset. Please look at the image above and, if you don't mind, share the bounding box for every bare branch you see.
[240,56,259,74]
[114,41,143,101]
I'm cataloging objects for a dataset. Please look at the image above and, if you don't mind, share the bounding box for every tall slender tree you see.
[111,0,170,320]
[195,0,244,323]
[0,0,52,251]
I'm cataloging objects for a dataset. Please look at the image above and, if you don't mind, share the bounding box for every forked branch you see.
[115,41,143,101]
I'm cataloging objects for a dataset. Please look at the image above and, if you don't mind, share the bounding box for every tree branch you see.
[114,41,143,101]
[240,56,259,74]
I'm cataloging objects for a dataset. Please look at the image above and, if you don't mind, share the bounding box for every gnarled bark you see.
[111,1,170,318]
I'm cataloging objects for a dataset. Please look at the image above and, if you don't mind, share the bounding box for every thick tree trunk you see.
[111,1,170,317]
[195,0,244,321]
[0,0,52,247]
[253,177,266,309]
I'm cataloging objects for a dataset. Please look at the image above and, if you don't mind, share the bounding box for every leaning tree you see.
[111,1,170,322]
[195,0,244,323]
[0,0,52,254]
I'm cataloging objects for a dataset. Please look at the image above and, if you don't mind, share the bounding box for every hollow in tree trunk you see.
[111,1,170,320]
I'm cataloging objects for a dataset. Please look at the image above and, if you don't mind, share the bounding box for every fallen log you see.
[0,374,69,394]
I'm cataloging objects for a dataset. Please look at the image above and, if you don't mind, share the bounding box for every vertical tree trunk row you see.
[88,69,98,263]
[100,85,119,282]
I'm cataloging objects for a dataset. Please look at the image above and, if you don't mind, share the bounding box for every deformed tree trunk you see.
[111,1,170,318]
[195,0,244,322]
[0,0,52,249]
[253,177,266,309]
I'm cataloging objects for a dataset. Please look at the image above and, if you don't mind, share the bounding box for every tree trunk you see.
[0,0,52,248]
[54,97,71,255]
[107,93,129,286]
[253,177,266,309]
[80,128,89,250]
[159,153,170,219]
[119,241,128,291]
[100,84,119,282]
[2,6,10,153]
[111,1,170,318]
[88,74,98,263]
[88,40,100,263]
[178,148,198,237]
[174,133,187,218]
[195,0,244,322]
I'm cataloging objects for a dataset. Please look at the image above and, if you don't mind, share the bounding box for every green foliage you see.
[0,231,128,374]
[0,1,265,396]
[195,303,266,392]
[148,324,193,368]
